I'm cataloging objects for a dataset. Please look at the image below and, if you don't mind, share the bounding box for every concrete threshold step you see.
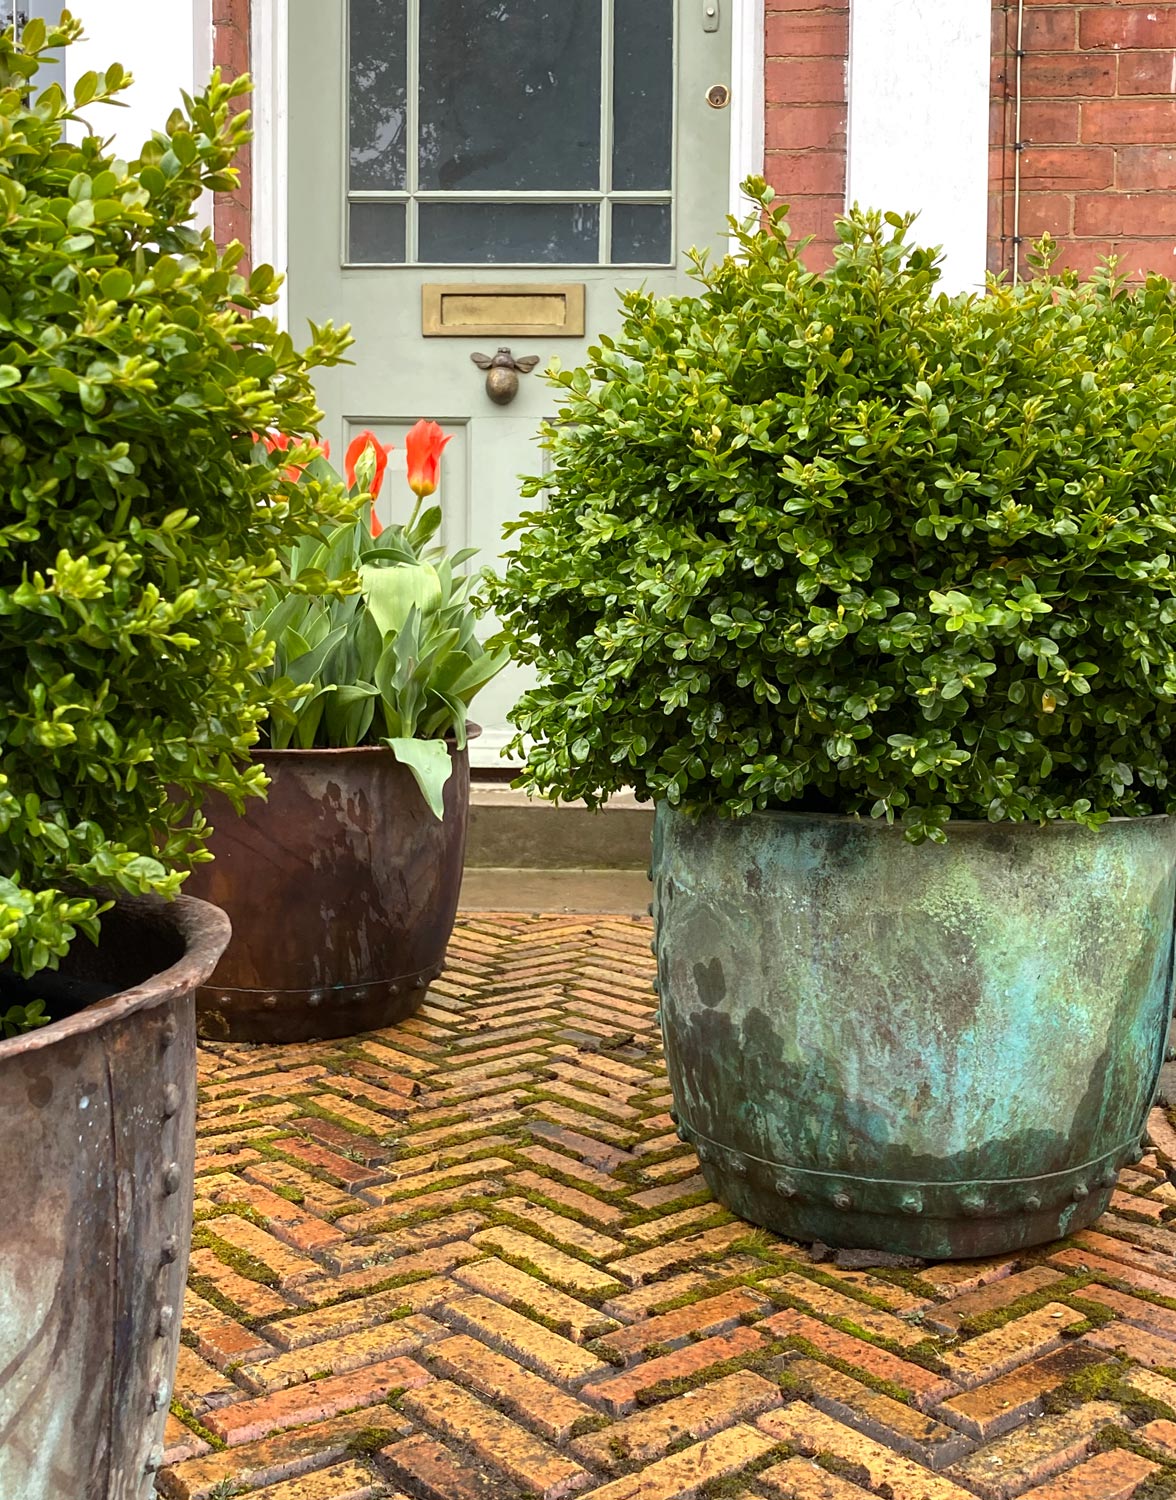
[466,783,653,871]
[458,867,652,914]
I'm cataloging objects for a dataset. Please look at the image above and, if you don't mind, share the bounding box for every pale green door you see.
[288,0,734,764]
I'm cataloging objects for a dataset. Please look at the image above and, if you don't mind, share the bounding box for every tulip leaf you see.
[360,562,442,638]
[384,736,453,820]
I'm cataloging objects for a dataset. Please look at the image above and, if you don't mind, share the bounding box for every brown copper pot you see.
[0,893,230,1500]
[186,738,472,1044]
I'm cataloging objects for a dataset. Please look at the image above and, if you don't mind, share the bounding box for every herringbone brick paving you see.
[158,914,1176,1500]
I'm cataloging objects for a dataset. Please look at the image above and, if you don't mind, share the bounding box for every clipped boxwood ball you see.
[490,179,1176,842]
[0,18,353,982]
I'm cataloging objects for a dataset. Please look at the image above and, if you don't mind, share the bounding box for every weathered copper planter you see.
[0,894,229,1500]
[187,741,471,1043]
[653,807,1176,1259]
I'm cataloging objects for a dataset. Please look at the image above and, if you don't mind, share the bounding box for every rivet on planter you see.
[262,994,278,1009]
[649,939,657,957]
[651,977,660,995]
[646,866,654,882]
[961,1193,985,1217]
[162,1163,182,1195]
[647,901,654,917]
[162,1083,181,1119]
[775,1175,798,1199]
[832,1190,852,1211]
[677,1121,694,1144]
[149,1380,169,1414]
[1131,1142,1146,1164]
[899,1194,923,1216]
[1072,1181,1089,1201]
[307,991,324,1008]
[161,1015,178,1048]
[695,1142,712,1163]
[669,1107,679,1124]
[1023,1194,1042,1212]
[1100,1166,1118,1187]
[160,1235,179,1265]
[143,1449,164,1475]
[654,1009,662,1027]
[414,976,428,990]
[157,1304,175,1337]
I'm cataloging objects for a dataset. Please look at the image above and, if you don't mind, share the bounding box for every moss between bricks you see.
[945,1274,1106,1336]
[287,1096,388,1142]
[697,1443,791,1498]
[344,1424,402,1455]
[632,1334,798,1406]
[779,1335,919,1406]
[1043,1357,1176,1425]
[190,1224,281,1289]
[168,1398,226,1453]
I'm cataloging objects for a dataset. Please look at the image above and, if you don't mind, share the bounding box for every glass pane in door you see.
[350,201,408,263]
[419,201,600,263]
[612,0,674,191]
[611,203,672,264]
[345,0,676,265]
[349,0,408,190]
[418,0,602,192]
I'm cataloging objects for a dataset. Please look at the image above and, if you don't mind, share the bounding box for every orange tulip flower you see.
[404,419,452,501]
[344,430,393,498]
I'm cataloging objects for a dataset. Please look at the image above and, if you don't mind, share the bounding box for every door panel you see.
[289,0,733,762]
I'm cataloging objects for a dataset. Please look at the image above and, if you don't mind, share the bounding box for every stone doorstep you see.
[466,783,654,870]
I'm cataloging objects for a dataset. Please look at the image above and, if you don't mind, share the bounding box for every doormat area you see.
[161,915,1176,1499]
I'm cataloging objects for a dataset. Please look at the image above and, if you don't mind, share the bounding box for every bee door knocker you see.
[471,347,541,406]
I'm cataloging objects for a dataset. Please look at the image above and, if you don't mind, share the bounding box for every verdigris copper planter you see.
[653,807,1176,1259]
[187,740,472,1043]
[0,894,230,1500]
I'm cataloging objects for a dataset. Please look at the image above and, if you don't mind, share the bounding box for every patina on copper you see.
[0,894,230,1500]
[653,807,1176,1260]
[186,739,472,1044]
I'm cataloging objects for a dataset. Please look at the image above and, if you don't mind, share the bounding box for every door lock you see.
[471,347,540,406]
[706,83,731,110]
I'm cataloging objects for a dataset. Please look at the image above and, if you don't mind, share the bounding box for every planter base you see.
[197,960,444,1044]
[680,1119,1135,1259]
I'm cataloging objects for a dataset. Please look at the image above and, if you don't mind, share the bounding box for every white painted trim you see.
[191,0,214,232]
[846,0,989,293]
[251,0,289,326]
[729,0,766,233]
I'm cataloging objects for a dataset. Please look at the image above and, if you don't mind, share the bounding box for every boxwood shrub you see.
[490,179,1176,841]
[0,17,352,982]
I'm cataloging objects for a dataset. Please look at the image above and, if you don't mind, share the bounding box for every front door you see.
[288,0,734,763]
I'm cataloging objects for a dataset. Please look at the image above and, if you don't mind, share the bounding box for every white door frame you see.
[250,0,764,326]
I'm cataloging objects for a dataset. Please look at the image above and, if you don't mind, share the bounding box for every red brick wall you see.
[991,0,1176,279]
[763,0,850,266]
[213,0,251,264]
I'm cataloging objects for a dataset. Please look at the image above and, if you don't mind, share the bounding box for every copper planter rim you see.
[0,893,231,1058]
[251,723,483,759]
[668,805,1174,834]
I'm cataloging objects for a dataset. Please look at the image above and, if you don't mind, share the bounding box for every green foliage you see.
[252,458,508,818]
[489,178,1176,840]
[1,998,47,1038]
[0,16,353,978]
